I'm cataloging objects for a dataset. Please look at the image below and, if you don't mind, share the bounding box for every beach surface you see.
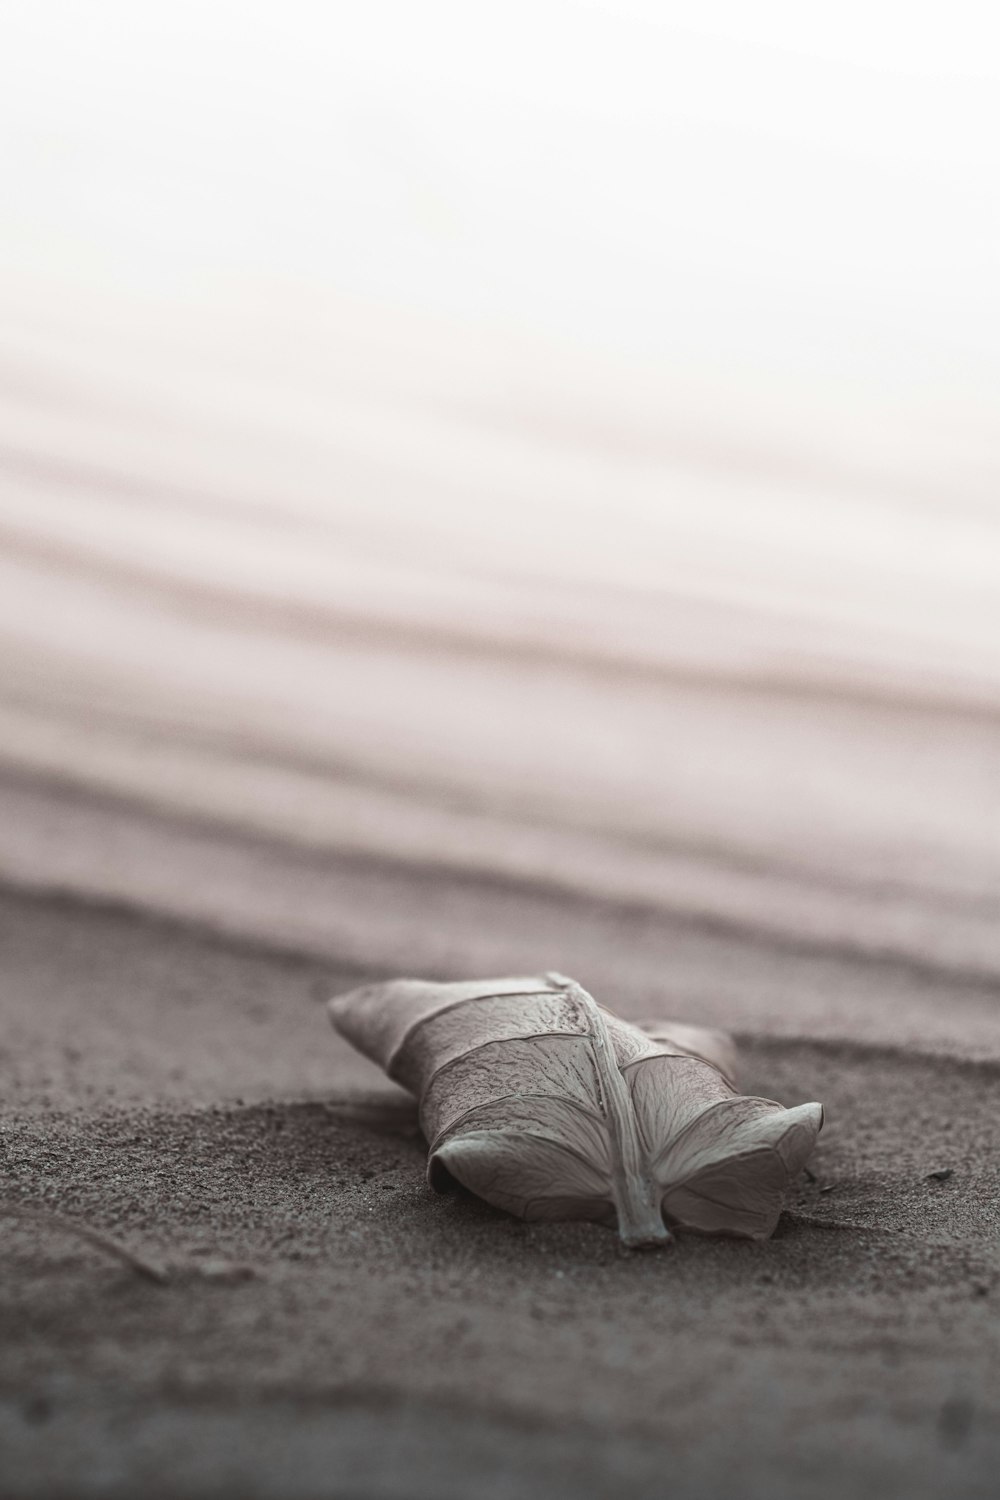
[3,60,1000,1487]
[3,867,1000,1499]
[3,313,1000,1490]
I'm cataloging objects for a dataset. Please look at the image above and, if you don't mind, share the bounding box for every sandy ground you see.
[4,31,1000,1496]
[3,888,1000,1499]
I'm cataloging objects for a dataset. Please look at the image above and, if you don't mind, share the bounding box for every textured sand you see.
[3,890,1000,1499]
[4,38,1000,1497]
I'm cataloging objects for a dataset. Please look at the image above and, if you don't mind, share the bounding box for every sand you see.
[3,887,1000,1500]
[5,33,1000,1496]
[4,266,1000,1500]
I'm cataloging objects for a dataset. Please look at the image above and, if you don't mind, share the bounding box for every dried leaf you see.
[329,972,822,1247]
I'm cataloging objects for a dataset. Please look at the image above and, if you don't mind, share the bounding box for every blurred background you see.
[2,1,999,1030]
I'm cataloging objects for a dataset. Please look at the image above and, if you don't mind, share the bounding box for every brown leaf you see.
[328,972,822,1248]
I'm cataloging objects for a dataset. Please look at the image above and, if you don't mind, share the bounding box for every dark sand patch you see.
[2,892,1000,1498]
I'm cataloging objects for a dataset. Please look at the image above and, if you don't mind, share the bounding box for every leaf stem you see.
[1,1203,170,1283]
[549,975,672,1249]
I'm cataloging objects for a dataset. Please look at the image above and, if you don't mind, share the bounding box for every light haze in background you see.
[1,2,999,1004]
